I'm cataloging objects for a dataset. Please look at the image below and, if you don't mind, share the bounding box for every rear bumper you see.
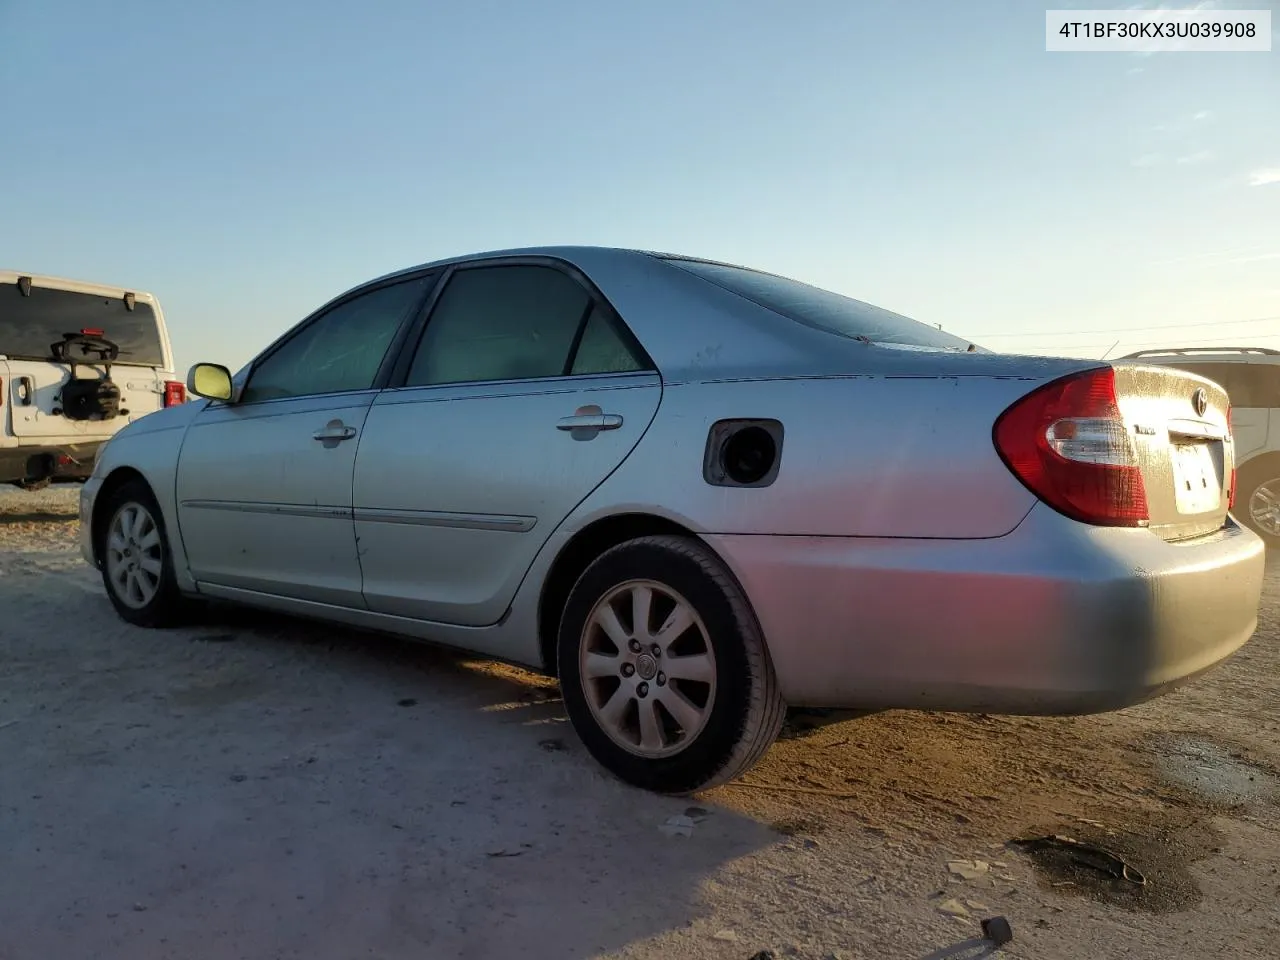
[705,505,1265,713]
[0,442,102,484]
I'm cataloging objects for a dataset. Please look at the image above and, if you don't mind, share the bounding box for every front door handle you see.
[313,419,357,443]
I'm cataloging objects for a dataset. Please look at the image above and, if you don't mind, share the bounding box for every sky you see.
[1,0,1277,373]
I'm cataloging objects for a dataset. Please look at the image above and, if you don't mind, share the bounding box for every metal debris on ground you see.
[1012,834,1147,885]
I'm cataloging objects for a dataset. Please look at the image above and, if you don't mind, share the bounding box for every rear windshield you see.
[1164,361,1280,409]
[661,258,977,352]
[1,280,166,366]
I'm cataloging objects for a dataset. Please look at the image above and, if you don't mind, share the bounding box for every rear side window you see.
[0,281,166,366]
[662,258,975,351]
[1172,362,1280,409]
[406,265,626,386]
[571,306,645,376]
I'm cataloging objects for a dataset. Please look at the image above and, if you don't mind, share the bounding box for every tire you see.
[557,534,786,794]
[1236,463,1280,547]
[98,478,191,627]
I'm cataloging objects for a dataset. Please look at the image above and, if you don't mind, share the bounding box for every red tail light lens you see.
[1226,403,1236,511]
[993,367,1148,526]
[164,380,186,407]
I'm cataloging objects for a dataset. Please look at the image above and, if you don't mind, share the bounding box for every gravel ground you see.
[2,485,1278,960]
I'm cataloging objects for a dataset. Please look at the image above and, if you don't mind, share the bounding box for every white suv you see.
[1120,347,1280,544]
[2,271,184,490]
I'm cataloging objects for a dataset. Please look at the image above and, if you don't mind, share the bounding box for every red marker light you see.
[81,327,105,337]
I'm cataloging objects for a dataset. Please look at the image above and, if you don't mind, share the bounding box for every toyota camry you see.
[80,247,1265,794]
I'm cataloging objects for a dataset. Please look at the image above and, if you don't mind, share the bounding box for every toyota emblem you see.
[1192,388,1208,417]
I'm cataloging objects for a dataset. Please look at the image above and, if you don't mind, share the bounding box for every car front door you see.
[175,273,436,605]
[352,260,662,626]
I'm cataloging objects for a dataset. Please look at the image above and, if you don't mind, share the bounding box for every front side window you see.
[241,276,432,403]
[406,265,600,387]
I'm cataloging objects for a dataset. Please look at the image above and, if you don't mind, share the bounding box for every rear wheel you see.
[557,535,786,794]
[99,479,191,627]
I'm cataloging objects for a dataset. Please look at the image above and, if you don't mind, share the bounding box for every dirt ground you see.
[2,486,1278,960]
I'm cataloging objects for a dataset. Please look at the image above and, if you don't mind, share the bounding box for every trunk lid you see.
[1113,362,1233,541]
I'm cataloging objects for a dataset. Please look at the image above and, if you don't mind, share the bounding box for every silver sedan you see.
[80,247,1265,794]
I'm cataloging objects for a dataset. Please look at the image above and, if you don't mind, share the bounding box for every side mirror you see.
[187,362,235,402]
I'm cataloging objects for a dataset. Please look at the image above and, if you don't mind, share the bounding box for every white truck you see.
[1,271,184,489]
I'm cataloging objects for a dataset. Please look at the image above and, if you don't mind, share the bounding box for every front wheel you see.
[99,479,191,627]
[557,535,786,794]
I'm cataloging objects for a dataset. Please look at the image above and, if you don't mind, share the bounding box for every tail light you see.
[1226,403,1237,510]
[993,366,1148,526]
[163,380,186,407]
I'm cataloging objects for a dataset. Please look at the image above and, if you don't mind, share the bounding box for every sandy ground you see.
[2,486,1278,960]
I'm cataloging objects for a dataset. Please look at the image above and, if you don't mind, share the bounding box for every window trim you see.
[235,269,443,407]
[384,255,656,391]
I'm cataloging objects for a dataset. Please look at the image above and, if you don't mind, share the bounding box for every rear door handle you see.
[557,413,623,432]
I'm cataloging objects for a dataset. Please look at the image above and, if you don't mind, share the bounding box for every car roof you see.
[306,246,1098,384]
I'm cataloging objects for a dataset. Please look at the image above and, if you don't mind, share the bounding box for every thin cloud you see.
[1132,153,1163,168]
[1248,169,1280,187]
[1231,253,1280,264]
[1176,150,1215,165]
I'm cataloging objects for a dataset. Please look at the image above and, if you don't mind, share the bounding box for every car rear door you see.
[175,273,437,606]
[1,274,172,440]
[352,260,662,627]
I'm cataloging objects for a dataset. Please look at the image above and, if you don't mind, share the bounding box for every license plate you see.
[1172,443,1221,515]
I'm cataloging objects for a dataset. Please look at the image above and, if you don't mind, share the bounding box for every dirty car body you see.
[80,246,1266,794]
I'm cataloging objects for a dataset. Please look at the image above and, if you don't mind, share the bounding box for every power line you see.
[969,314,1280,339]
